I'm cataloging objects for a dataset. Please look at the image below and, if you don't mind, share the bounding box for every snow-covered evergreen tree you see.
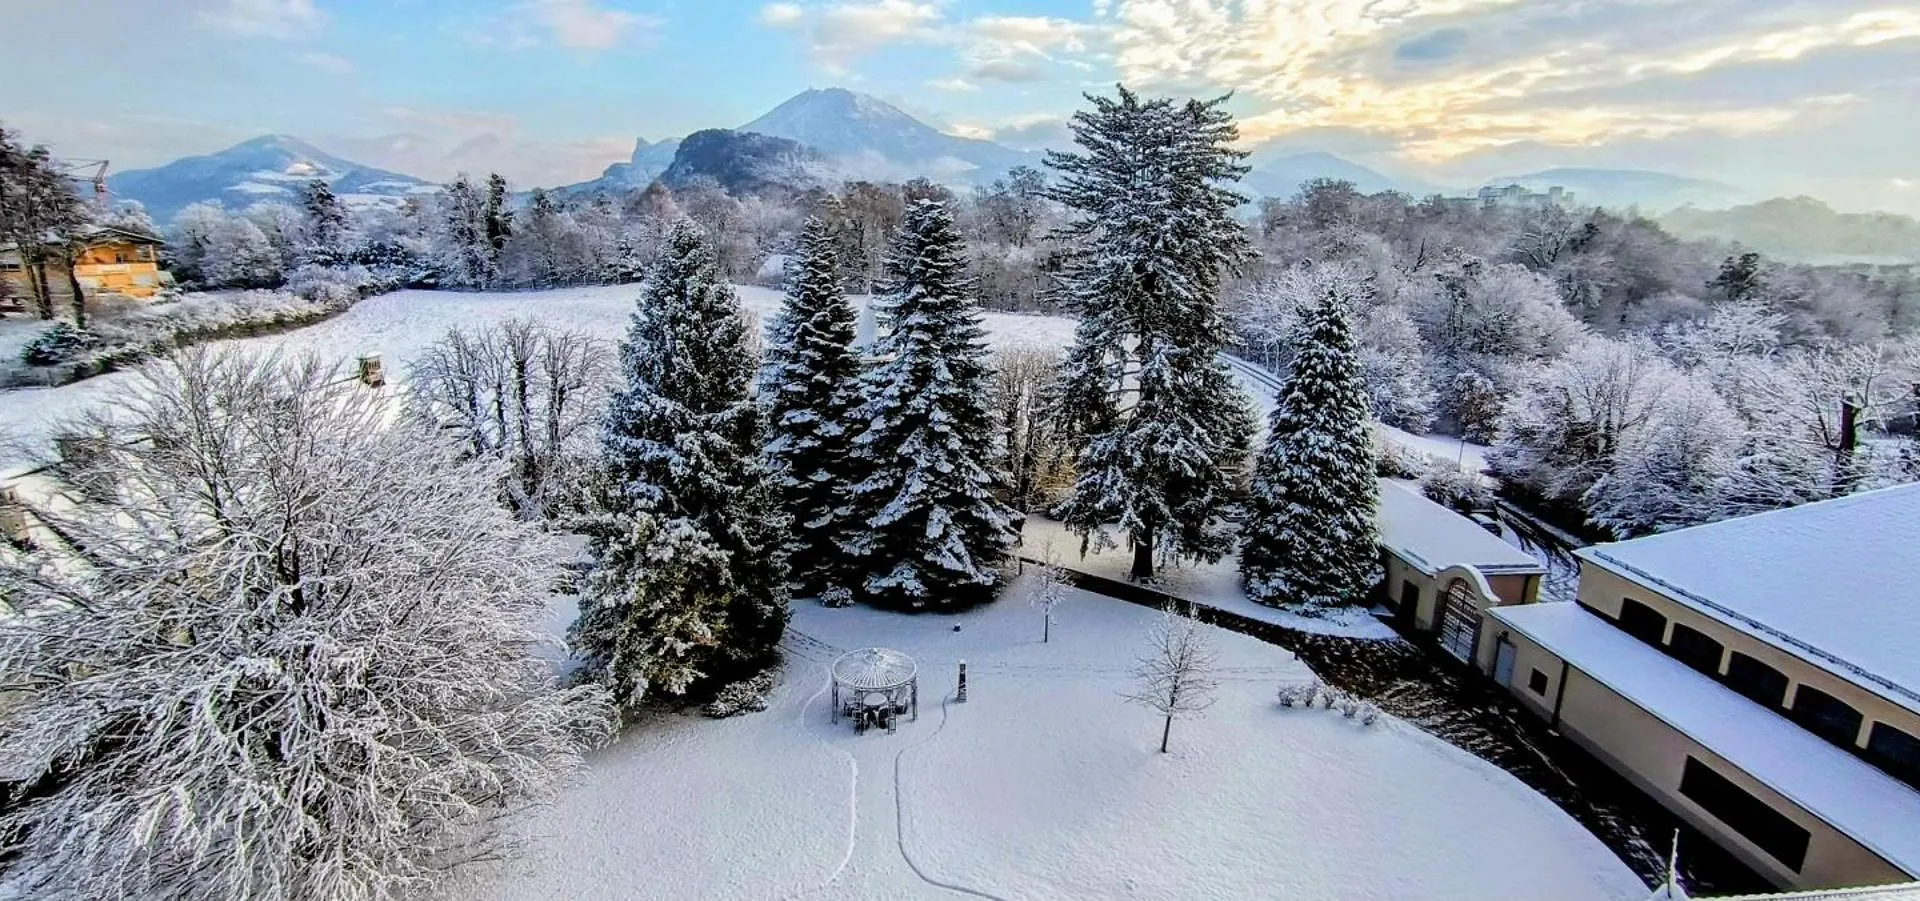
[301,178,351,265]
[762,215,864,598]
[0,350,613,901]
[1047,87,1257,580]
[843,199,1019,610]
[1242,275,1380,610]
[572,222,788,704]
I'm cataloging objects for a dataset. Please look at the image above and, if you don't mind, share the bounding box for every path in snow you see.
[468,582,1645,900]
[0,285,1078,463]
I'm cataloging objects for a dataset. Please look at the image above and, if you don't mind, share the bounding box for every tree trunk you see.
[1159,713,1172,753]
[29,255,53,319]
[1131,525,1154,581]
[63,247,86,330]
[1043,614,1050,643]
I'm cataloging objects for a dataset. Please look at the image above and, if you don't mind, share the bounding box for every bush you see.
[20,323,99,366]
[1374,440,1430,480]
[701,670,777,718]
[820,586,854,608]
[1421,463,1496,514]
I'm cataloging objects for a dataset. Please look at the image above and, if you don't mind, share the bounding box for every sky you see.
[3,0,1918,213]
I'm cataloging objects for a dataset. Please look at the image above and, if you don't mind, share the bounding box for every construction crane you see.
[56,158,110,203]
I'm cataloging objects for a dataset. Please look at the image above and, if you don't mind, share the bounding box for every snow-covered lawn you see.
[1023,516,1397,640]
[471,579,1644,900]
[0,285,1077,462]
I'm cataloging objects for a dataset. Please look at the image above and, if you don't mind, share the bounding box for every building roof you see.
[1575,483,1920,715]
[1696,882,1920,899]
[1377,480,1545,578]
[832,648,917,691]
[1489,601,1920,878]
[0,224,164,255]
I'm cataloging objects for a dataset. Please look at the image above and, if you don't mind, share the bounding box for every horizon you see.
[3,1,1918,215]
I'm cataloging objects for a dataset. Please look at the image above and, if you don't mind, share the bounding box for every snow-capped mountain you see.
[1484,168,1749,212]
[580,136,684,194]
[739,88,1035,182]
[110,135,436,222]
[659,130,830,195]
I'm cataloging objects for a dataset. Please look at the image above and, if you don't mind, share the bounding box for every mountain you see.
[739,87,1035,182]
[1484,168,1748,212]
[1241,150,1439,199]
[659,129,829,196]
[111,135,436,222]
[1661,196,1920,264]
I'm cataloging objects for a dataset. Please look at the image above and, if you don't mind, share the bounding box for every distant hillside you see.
[111,135,435,221]
[1242,150,1438,199]
[660,129,829,196]
[740,87,1036,183]
[1486,168,1748,212]
[1662,196,1920,264]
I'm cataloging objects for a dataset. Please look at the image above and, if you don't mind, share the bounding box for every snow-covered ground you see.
[470,578,1643,900]
[0,285,1077,462]
[1022,516,1398,640]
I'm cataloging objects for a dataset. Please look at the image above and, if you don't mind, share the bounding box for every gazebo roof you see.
[832,647,917,691]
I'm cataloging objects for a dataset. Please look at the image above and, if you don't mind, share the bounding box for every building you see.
[1477,183,1576,211]
[1479,484,1920,892]
[0,225,169,308]
[1377,480,1545,661]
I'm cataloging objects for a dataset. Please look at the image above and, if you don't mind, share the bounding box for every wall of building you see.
[1383,554,1434,630]
[1538,648,1911,890]
[1577,562,1920,763]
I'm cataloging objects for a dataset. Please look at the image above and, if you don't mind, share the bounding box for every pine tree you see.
[1047,87,1257,580]
[1241,280,1380,611]
[763,215,864,598]
[485,172,513,269]
[300,178,349,265]
[572,222,789,705]
[844,199,1019,610]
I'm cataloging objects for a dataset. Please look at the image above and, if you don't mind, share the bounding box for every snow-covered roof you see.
[1377,480,1543,577]
[1700,882,1920,900]
[831,647,917,691]
[1575,483,1920,715]
[1489,602,1920,878]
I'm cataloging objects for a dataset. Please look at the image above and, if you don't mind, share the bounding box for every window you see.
[1724,652,1789,709]
[1679,757,1809,871]
[1528,669,1550,695]
[1617,598,1667,646]
[1789,685,1864,749]
[136,245,153,261]
[1866,723,1920,792]
[1668,623,1725,676]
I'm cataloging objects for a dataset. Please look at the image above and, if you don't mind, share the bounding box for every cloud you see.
[199,0,323,39]
[527,0,660,52]
[335,106,634,186]
[1105,0,1920,162]
[758,0,942,67]
[974,113,1073,151]
[297,51,355,75]
[928,77,979,92]
[760,3,1104,78]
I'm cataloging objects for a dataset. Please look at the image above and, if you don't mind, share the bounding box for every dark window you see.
[1866,723,1920,792]
[1724,652,1789,709]
[1668,623,1725,676]
[1789,685,1864,749]
[1617,598,1668,646]
[1679,757,1809,871]
[1528,669,1550,695]
[1399,580,1419,610]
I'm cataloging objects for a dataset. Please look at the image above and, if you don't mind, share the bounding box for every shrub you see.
[1374,440,1430,480]
[702,670,777,718]
[1420,462,1496,514]
[20,323,99,366]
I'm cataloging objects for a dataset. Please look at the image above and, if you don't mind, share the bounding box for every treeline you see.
[1236,180,1920,538]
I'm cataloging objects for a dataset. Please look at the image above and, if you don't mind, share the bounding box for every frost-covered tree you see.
[843,199,1019,610]
[991,344,1069,512]
[0,350,613,901]
[1121,603,1219,754]
[572,223,788,704]
[408,319,613,520]
[1585,374,1741,537]
[435,174,494,289]
[762,215,864,598]
[1047,86,1257,580]
[1241,271,1380,610]
[301,178,351,265]
[1025,539,1073,643]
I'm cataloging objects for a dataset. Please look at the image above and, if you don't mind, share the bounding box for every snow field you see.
[475,579,1644,900]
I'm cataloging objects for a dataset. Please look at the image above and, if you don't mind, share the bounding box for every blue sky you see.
[5,0,1919,213]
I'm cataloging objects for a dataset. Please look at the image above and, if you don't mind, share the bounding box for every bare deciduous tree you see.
[1025,538,1073,643]
[1121,603,1220,753]
[0,349,614,901]
[990,344,1068,512]
[408,318,612,520]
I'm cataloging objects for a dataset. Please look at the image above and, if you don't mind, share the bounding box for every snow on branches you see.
[0,349,613,901]
[1122,603,1220,754]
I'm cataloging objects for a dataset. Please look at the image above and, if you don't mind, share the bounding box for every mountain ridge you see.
[110,135,435,221]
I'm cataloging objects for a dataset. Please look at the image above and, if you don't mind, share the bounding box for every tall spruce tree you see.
[573,222,789,704]
[763,215,865,599]
[300,179,349,265]
[1047,87,1257,580]
[1241,279,1380,610]
[844,199,1019,610]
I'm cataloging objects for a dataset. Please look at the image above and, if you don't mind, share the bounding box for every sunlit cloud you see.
[199,0,324,39]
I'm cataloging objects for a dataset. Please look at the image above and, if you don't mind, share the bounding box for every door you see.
[1493,638,1517,686]
[1399,580,1420,611]
[1437,580,1482,663]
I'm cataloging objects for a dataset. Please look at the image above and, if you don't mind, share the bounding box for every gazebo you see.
[831,647,919,733]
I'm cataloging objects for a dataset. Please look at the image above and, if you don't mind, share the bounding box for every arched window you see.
[1617,598,1667,646]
